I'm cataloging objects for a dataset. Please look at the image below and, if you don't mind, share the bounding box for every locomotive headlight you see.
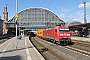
[60,34,63,36]
[67,34,70,36]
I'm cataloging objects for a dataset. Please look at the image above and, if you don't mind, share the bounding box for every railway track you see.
[64,46,90,56]
[30,37,65,60]
[71,40,90,53]
[30,36,90,60]
[72,40,90,47]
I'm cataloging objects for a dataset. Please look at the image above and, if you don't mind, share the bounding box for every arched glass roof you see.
[7,8,64,29]
[66,20,82,26]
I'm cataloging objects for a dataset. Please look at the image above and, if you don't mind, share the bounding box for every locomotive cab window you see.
[59,28,69,32]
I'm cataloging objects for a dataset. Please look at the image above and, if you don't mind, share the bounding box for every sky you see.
[0,0,90,23]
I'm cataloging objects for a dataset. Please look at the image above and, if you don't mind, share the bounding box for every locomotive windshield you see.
[59,28,69,32]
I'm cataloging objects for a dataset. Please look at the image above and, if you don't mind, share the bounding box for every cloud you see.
[56,7,70,12]
[78,3,84,8]
[78,2,90,8]
[77,12,84,17]
[59,14,65,19]
[72,18,79,21]
[86,2,90,8]
[61,8,70,12]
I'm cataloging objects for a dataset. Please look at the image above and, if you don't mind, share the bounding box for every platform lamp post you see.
[15,0,19,49]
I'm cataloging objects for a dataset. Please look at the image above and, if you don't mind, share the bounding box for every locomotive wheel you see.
[53,40,56,44]
[60,41,67,46]
[57,41,60,45]
[63,41,68,46]
[68,40,72,45]
[60,40,64,45]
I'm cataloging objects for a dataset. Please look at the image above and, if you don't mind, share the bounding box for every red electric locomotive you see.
[42,25,71,45]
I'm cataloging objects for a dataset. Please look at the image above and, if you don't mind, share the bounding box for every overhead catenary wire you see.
[40,0,45,7]
[46,0,54,8]
[65,8,80,15]
[65,1,87,18]
[64,8,81,19]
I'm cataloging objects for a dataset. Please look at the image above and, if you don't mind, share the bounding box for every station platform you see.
[0,36,45,60]
[71,36,90,42]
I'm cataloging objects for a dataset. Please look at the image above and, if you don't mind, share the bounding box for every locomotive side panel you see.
[47,29,54,37]
[43,29,54,39]
[53,29,59,41]
[54,26,61,41]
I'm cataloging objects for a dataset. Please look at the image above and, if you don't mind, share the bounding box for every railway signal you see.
[14,13,19,18]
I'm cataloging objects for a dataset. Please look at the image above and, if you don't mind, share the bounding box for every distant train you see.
[29,32,36,40]
[36,25,71,45]
[70,31,78,36]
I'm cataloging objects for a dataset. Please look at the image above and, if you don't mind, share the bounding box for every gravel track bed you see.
[32,37,90,60]
[30,37,78,60]
[72,40,90,52]
[30,37,62,60]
